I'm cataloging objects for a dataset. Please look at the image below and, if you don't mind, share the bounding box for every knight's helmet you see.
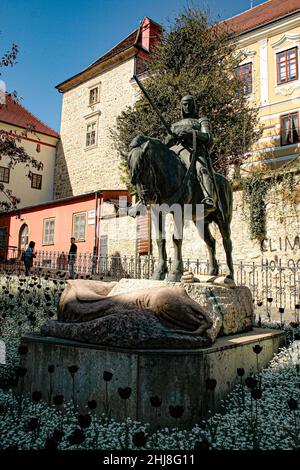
[181,95,197,119]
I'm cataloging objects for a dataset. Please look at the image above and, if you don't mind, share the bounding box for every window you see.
[277,47,298,84]
[31,173,42,190]
[234,63,253,95]
[281,112,299,146]
[0,226,8,254]
[89,87,99,105]
[86,122,96,147]
[43,218,55,245]
[72,212,86,241]
[0,166,10,183]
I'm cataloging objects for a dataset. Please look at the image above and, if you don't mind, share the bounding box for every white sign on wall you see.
[88,210,95,218]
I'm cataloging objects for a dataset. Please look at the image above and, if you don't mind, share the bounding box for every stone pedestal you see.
[18,328,284,427]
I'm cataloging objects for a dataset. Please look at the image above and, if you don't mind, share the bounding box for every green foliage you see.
[242,176,271,241]
[242,167,299,241]
[114,7,261,188]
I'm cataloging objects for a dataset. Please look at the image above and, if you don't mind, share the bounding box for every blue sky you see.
[1,0,266,132]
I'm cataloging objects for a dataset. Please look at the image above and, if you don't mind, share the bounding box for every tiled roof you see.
[0,94,59,138]
[90,29,139,68]
[225,0,300,34]
[56,28,140,90]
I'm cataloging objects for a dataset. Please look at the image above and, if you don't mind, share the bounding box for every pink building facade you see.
[0,190,129,261]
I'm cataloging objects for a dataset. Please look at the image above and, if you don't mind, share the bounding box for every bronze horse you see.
[124,134,234,282]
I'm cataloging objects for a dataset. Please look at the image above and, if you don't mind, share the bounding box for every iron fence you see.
[0,247,299,319]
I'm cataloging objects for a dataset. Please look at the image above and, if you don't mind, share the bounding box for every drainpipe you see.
[93,191,102,273]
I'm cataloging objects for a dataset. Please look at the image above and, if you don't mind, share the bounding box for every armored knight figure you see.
[165,95,216,209]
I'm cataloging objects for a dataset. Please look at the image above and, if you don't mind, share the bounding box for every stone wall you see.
[150,175,300,267]
[54,58,135,199]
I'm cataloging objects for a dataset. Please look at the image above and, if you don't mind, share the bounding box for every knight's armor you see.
[165,96,215,209]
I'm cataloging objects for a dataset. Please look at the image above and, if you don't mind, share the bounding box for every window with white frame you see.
[89,87,99,105]
[86,122,96,147]
[276,47,298,84]
[281,112,299,146]
[43,218,55,245]
[234,62,253,95]
[72,212,86,241]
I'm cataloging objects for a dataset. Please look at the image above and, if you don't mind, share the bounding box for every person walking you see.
[68,237,77,279]
[23,241,36,276]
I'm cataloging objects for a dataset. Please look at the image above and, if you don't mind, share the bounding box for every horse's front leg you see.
[196,222,219,276]
[217,222,234,280]
[152,212,168,280]
[168,210,184,282]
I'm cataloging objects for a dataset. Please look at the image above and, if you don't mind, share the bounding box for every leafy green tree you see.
[0,39,43,211]
[114,7,261,188]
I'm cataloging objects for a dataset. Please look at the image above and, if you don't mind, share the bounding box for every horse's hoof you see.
[152,271,166,281]
[208,269,219,276]
[167,272,183,282]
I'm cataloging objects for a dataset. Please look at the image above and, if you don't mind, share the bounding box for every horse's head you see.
[122,135,150,186]
[120,134,184,204]
[127,136,149,186]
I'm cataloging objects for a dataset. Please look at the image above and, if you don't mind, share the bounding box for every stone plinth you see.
[18,328,284,427]
[110,278,254,342]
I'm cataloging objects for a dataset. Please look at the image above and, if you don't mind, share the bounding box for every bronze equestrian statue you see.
[122,77,234,283]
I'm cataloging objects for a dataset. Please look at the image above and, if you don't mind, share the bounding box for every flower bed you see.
[0,274,299,450]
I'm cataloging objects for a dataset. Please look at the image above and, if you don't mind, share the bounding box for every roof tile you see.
[225,0,300,34]
[0,94,59,138]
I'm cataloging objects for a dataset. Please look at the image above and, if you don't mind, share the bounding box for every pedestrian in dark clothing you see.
[68,237,77,279]
[23,241,36,276]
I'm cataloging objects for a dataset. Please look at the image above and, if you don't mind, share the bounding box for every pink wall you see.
[0,190,129,256]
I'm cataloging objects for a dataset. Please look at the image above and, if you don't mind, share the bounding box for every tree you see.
[0,38,43,211]
[114,7,261,189]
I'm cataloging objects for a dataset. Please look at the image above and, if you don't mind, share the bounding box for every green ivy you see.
[241,168,298,241]
[242,176,271,241]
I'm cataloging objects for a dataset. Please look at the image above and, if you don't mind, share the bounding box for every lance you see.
[133,75,225,222]
[133,75,178,139]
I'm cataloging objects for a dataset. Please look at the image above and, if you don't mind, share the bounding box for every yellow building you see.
[226,0,300,170]
[0,94,60,208]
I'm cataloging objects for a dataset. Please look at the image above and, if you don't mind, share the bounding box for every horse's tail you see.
[214,173,233,224]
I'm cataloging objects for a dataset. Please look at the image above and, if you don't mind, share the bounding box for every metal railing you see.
[0,248,299,318]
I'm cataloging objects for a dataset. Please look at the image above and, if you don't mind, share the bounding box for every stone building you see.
[54,17,162,199]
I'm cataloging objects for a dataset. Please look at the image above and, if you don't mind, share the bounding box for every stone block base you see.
[110,278,254,341]
[18,328,284,427]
